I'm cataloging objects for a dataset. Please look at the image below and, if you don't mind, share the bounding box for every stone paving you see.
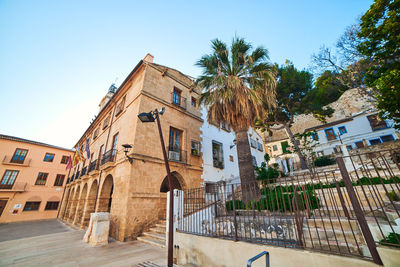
[0,220,166,267]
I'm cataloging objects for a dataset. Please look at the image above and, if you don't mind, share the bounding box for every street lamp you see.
[122,144,133,164]
[137,107,174,267]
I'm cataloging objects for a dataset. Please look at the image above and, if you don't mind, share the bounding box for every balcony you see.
[171,93,187,110]
[70,174,75,182]
[88,159,99,173]
[75,171,80,180]
[2,155,31,167]
[0,182,27,192]
[168,146,187,163]
[81,166,88,178]
[100,149,116,168]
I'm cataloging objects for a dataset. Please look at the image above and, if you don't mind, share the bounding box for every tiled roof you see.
[0,134,74,152]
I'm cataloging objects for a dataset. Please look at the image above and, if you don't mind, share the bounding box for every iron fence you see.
[101,149,116,166]
[88,159,98,172]
[176,148,400,264]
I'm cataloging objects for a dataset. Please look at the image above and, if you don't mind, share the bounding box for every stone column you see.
[83,212,110,246]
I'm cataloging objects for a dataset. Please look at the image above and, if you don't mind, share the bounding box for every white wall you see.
[314,112,398,155]
[200,107,266,184]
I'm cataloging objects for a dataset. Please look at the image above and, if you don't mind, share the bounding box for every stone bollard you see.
[83,212,110,246]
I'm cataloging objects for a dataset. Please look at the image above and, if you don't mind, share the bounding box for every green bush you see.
[387,191,400,201]
[227,186,320,212]
[255,162,280,184]
[314,155,336,167]
[380,233,400,246]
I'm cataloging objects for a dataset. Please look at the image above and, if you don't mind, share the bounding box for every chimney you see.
[143,53,154,63]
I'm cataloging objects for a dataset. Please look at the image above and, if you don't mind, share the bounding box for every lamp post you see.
[138,107,174,267]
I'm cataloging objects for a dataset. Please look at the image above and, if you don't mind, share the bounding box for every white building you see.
[305,111,399,156]
[200,107,266,185]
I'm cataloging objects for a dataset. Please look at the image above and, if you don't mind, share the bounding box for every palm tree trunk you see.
[236,129,261,204]
[283,124,308,170]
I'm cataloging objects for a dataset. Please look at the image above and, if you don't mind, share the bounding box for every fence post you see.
[336,157,383,265]
[231,184,238,241]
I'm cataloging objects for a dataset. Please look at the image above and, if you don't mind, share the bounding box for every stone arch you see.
[68,185,80,222]
[160,171,185,192]
[74,183,88,225]
[64,187,75,220]
[98,175,113,212]
[82,180,98,227]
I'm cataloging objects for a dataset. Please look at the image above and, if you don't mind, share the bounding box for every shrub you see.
[314,155,336,167]
[380,232,400,247]
[255,162,280,184]
[387,191,399,201]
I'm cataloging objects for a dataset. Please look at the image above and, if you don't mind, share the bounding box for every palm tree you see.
[196,37,277,203]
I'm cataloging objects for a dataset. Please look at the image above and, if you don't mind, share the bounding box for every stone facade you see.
[59,54,203,241]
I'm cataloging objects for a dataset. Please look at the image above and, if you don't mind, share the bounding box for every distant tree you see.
[257,61,333,170]
[311,23,373,90]
[358,0,400,128]
[196,37,277,202]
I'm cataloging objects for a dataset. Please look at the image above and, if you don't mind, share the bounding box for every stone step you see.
[303,227,365,243]
[155,223,166,228]
[150,227,166,234]
[143,232,166,241]
[304,238,365,255]
[305,218,359,231]
[137,235,166,248]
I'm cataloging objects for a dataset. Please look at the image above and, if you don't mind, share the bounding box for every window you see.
[338,126,347,135]
[346,145,353,151]
[369,138,382,145]
[212,141,224,169]
[60,155,69,164]
[367,114,387,131]
[43,153,55,162]
[54,174,65,186]
[220,122,230,132]
[23,202,40,211]
[115,97,126,116]
[281,141,290,153]
[11,148,28,164]
[169,127,182,151]
[111,132,119,156]
[324,128,336,141]
[191,141,200,156]
[93,128,99,140]
[172,88,182,106]
[355,141,364,148]
[98,145,104,160]
[191,97,196,107]
[205,183,217,194]
[257,142,263,152]
[0,170,19,189]
[252,156,257,167]
[273,145,278,151]
[250,138,257,148]
[381,135,394,143]
[312,132,319,141]
[45,201,59,210]
[317,151,324,157]
[35,172,48,185]
[102,115,110,129]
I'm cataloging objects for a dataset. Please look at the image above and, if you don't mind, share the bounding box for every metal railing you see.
[176,148,400,264]
[70,174,75,182]
[168,146,187,163]
[100,149,116,166]
[2,155,31,166]
[247,251,269,267]
[88,159,98,172]
[171,93,187,110]
[75,171,80,179]
[81,166,87,176]
[0,182,27,191]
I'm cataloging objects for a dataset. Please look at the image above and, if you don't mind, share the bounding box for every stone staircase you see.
[137,220,166,248]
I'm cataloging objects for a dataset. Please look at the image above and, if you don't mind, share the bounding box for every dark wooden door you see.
[0,200,8,217]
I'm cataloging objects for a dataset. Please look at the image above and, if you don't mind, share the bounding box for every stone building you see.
[0,134,73,223]
[59,54,203,241]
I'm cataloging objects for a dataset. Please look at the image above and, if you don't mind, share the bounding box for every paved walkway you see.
[0,220,166,267]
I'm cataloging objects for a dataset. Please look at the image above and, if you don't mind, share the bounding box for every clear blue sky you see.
[0,0,373,148]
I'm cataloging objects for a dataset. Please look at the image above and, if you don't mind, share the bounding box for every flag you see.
[72,151,79,166]
[66,155,73,170]
[79,145,86,161]
[85,138,90,159]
